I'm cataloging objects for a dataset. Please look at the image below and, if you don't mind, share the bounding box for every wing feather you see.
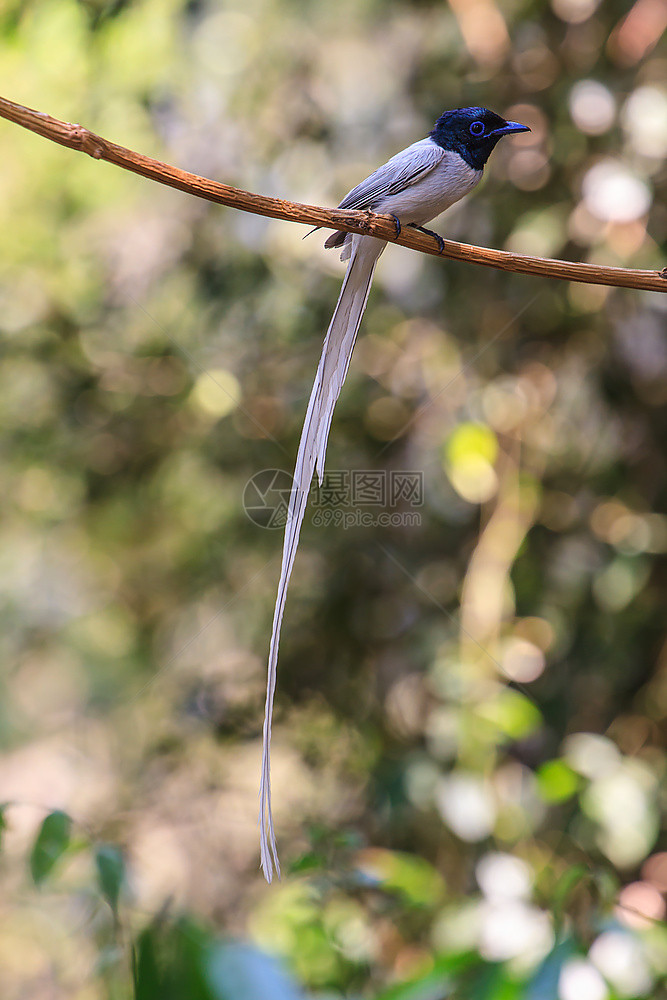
[336,139,443,212]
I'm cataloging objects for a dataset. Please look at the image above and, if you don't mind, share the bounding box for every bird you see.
[259,106,530,881]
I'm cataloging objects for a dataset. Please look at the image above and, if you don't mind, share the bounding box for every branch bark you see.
[1,94,666,293]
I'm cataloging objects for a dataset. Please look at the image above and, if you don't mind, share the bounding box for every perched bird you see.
[260,106,530,881]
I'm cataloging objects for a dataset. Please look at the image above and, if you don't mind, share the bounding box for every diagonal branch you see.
[1,94,666,293]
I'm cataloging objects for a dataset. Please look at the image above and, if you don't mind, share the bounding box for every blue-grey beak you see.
[492,121,531,136]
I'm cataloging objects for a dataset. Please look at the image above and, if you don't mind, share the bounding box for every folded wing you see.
[325,139,443,250]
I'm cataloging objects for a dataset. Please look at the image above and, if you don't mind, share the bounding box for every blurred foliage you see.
[1,0,667,997]
[29,809,72,885]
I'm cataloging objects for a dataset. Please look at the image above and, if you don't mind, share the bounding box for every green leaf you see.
[287,850,326,874]
[0,803,8,850]
[133,926,161,1000]
[95,843,125,915]
[469,964,523,1000]
[133,917,214,1000]
[354,848,445,907]
[551,865,590,937]
[29,810,71,885]
[374,952,480,1000]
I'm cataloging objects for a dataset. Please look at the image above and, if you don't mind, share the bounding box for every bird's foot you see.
[389,214,402,238]
[409,224,445,254]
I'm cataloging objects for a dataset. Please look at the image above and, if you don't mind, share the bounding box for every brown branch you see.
[1,94,666,293]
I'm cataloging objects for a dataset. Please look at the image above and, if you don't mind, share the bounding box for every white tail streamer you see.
[259,235,386,881]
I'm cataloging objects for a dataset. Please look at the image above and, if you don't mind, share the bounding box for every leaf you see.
[29,810,71,885]
[287,851,326,874]
[133,926,161,1000]
[0,803,8,850]
[525,940,578,1000]
[133,917,214,1000]
[374,952,480,1000]
[469,964,523,1000]
[551,865,590,937]
[354,848,445,907]
[95,843,125,915]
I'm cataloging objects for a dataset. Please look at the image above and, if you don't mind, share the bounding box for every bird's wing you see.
[336,138,444,211]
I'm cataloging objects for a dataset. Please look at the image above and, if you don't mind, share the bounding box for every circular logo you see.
[243,468,295,529]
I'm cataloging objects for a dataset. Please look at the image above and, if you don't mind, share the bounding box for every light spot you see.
[507,150,551,191]
[501,638,545,683]
[593,557,650,612]
[565,733,621,779]
[582,762,659,868]
[582,160,651,223]
[444,423,499,504]
[616,881,666,929]
[622,86,667,158]
[551,0,600,23]
[436,773,496,841]
[642,851,667,892]
[190,369,241,419]
[559,959,609,1000]
[569,81,616,134]
[476,852,531,900]
[448,457,498,504]
[590,930,654,995]
[479,900,552,963]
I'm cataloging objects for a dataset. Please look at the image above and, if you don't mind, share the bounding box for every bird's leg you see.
[409,223,445,254]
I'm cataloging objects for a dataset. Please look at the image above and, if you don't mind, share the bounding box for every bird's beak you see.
[492,121,531,136]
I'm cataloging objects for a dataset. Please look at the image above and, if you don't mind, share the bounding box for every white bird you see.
[259,106,530,881]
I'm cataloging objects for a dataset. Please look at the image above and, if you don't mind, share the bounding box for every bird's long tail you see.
[260,234,386,881]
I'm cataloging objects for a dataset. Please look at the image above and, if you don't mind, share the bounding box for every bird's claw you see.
[409,224,445,254]
[389,214,402,238]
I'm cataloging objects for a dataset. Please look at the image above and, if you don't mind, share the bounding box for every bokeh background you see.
[1,0,667,997]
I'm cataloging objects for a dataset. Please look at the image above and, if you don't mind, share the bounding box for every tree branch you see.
[1,94,666,293]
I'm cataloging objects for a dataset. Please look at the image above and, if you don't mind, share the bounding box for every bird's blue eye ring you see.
[470,121,485,136]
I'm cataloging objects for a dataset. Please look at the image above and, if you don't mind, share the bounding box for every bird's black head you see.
[430,107,530,170]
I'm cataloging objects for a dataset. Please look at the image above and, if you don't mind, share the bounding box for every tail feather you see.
[259,235,385,881]
[324,229,347,249]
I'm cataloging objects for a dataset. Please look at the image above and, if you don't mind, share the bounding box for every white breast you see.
[376,145,482,227]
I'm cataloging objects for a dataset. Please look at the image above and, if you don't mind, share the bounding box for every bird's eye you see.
[469,121,485,136]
